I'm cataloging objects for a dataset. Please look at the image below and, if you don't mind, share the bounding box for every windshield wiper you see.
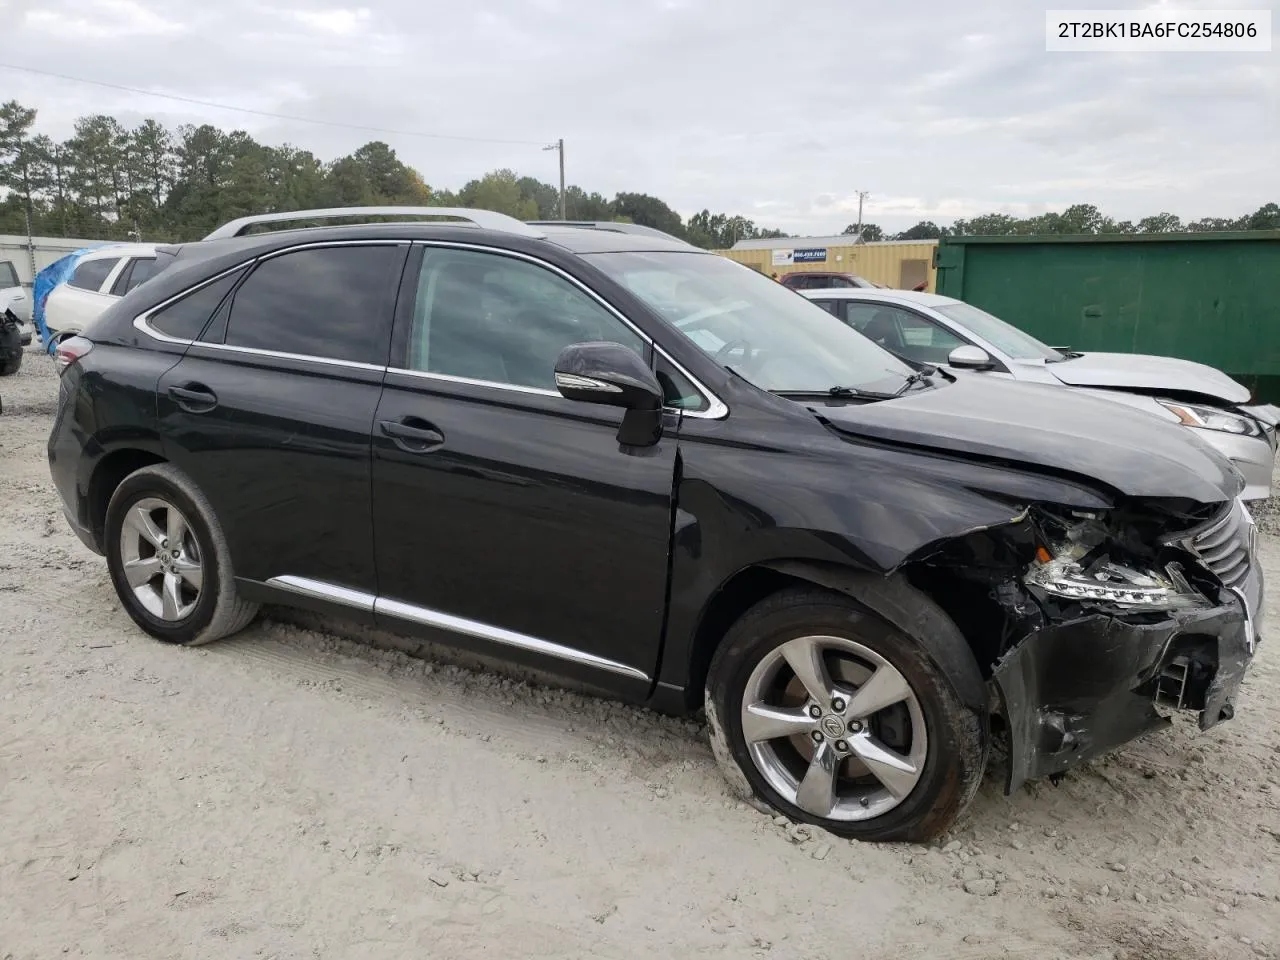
[890,363,950,397]
[775,385,898,400]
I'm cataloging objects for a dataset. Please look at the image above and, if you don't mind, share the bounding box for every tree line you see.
[0,100,788,248]
[1,100,1276,249]
[845,201,1279,242]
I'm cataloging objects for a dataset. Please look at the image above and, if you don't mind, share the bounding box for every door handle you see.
[168,383,218,412]
[379,418,445,452]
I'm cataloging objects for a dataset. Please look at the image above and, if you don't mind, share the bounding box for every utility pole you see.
[543,139,566,220]
[854,191,869,243]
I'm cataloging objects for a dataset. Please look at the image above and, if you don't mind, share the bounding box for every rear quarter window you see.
[147,269,247,340]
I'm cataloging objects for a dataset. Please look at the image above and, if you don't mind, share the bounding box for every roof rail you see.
[202,206,547,241]
[528,220,694,246]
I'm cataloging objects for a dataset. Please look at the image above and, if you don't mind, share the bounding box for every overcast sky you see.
[3,0,1277,235]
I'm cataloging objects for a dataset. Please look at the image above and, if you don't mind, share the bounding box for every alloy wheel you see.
[740,634,927,821]
[119,497,204,622]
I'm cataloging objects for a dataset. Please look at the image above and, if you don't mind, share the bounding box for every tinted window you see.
[149,270,246,340]
[655,356,709,412]
[403,248,644,390]
[125,257,163,293]
[109,260,135,296]
[69,257,121,291]
[224,245,403,365]
[811,299,839,316]
[0,260,18,288]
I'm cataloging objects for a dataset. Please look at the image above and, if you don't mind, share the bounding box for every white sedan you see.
[802,288,1279,501]
[42,243,162,343]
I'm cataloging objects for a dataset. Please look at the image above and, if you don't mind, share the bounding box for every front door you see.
[371,244,679,693]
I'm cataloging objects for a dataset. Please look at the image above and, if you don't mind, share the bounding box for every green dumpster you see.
[935,231,1280,401]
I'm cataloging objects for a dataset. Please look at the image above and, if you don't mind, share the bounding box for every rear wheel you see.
[705,586,987,843]
[104,463,258,645]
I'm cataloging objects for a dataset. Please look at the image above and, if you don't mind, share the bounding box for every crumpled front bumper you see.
[992,564,1262,794]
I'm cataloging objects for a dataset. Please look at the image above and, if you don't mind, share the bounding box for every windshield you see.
[933,301,1064,362]
[585,251,916,395]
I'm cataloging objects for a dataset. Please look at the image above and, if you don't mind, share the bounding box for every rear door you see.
[155,242,409,602]
[369,243,679,693]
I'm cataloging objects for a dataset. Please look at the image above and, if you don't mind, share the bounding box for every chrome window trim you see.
[131,238,730,420]
[266,575,649,682]
[188,340,388,373]
[385,366,562,398]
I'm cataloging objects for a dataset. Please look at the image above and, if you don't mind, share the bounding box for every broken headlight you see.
[1024,512,1206,611]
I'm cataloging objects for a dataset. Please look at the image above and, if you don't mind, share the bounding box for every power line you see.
[0,62,549,147]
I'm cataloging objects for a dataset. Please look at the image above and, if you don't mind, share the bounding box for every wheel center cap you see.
[820,715,845,739]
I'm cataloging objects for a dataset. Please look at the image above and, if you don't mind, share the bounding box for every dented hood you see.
[1046,352,1251,405]
[818,375,1241,503]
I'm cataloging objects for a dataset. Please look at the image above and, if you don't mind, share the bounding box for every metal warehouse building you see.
[718,236,939,290]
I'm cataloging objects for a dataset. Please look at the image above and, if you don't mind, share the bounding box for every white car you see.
[42,243,162,343]
[802,288,1280,501]
[1,258,33,345]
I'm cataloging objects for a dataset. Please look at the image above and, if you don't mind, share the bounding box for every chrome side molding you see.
[265,575,649,682]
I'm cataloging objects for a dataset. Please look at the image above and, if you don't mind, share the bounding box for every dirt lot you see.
[2,348,1278,960]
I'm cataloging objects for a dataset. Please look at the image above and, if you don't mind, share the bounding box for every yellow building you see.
[717,237,939,291]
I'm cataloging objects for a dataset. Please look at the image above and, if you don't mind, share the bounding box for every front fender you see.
[657,435,1112,700]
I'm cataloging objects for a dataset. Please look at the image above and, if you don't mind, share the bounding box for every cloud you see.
[24,0,185,39]
[5,0,1277,233]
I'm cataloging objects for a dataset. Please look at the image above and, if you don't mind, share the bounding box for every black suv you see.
[49,207,1261,842]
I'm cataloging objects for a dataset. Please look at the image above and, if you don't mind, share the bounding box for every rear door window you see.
[221,244,405,365]
[68,257,121,292]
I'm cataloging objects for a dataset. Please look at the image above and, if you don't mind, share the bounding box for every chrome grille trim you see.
[1189,498,1253,587]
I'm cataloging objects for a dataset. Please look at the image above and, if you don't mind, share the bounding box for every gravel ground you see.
[2,347,1279,960]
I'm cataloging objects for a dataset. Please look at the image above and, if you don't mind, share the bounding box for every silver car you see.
[802,288,1280,500]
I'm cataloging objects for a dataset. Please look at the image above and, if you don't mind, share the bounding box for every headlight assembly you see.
[1024,512,1207,612]
[1158,400,1259,436]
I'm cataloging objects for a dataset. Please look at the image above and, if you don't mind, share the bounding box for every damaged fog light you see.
[1025,557,1205,610]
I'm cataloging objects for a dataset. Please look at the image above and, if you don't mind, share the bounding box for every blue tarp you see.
[33,248,96,353]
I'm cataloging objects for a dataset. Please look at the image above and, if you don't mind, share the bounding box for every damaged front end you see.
[915,497,1262,794]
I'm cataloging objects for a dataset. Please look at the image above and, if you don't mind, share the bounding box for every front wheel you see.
[705,585,987,843]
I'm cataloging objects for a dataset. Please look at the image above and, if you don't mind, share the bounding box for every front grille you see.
[1190,499,1253,587]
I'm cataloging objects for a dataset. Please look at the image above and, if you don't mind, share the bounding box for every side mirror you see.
[555,341,662,409]
[555,341,665,446]
[947,345,993,370]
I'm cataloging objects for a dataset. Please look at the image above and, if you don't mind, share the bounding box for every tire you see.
[704,584,988,843]
[0,353,20,376]
[103,463,259,645]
